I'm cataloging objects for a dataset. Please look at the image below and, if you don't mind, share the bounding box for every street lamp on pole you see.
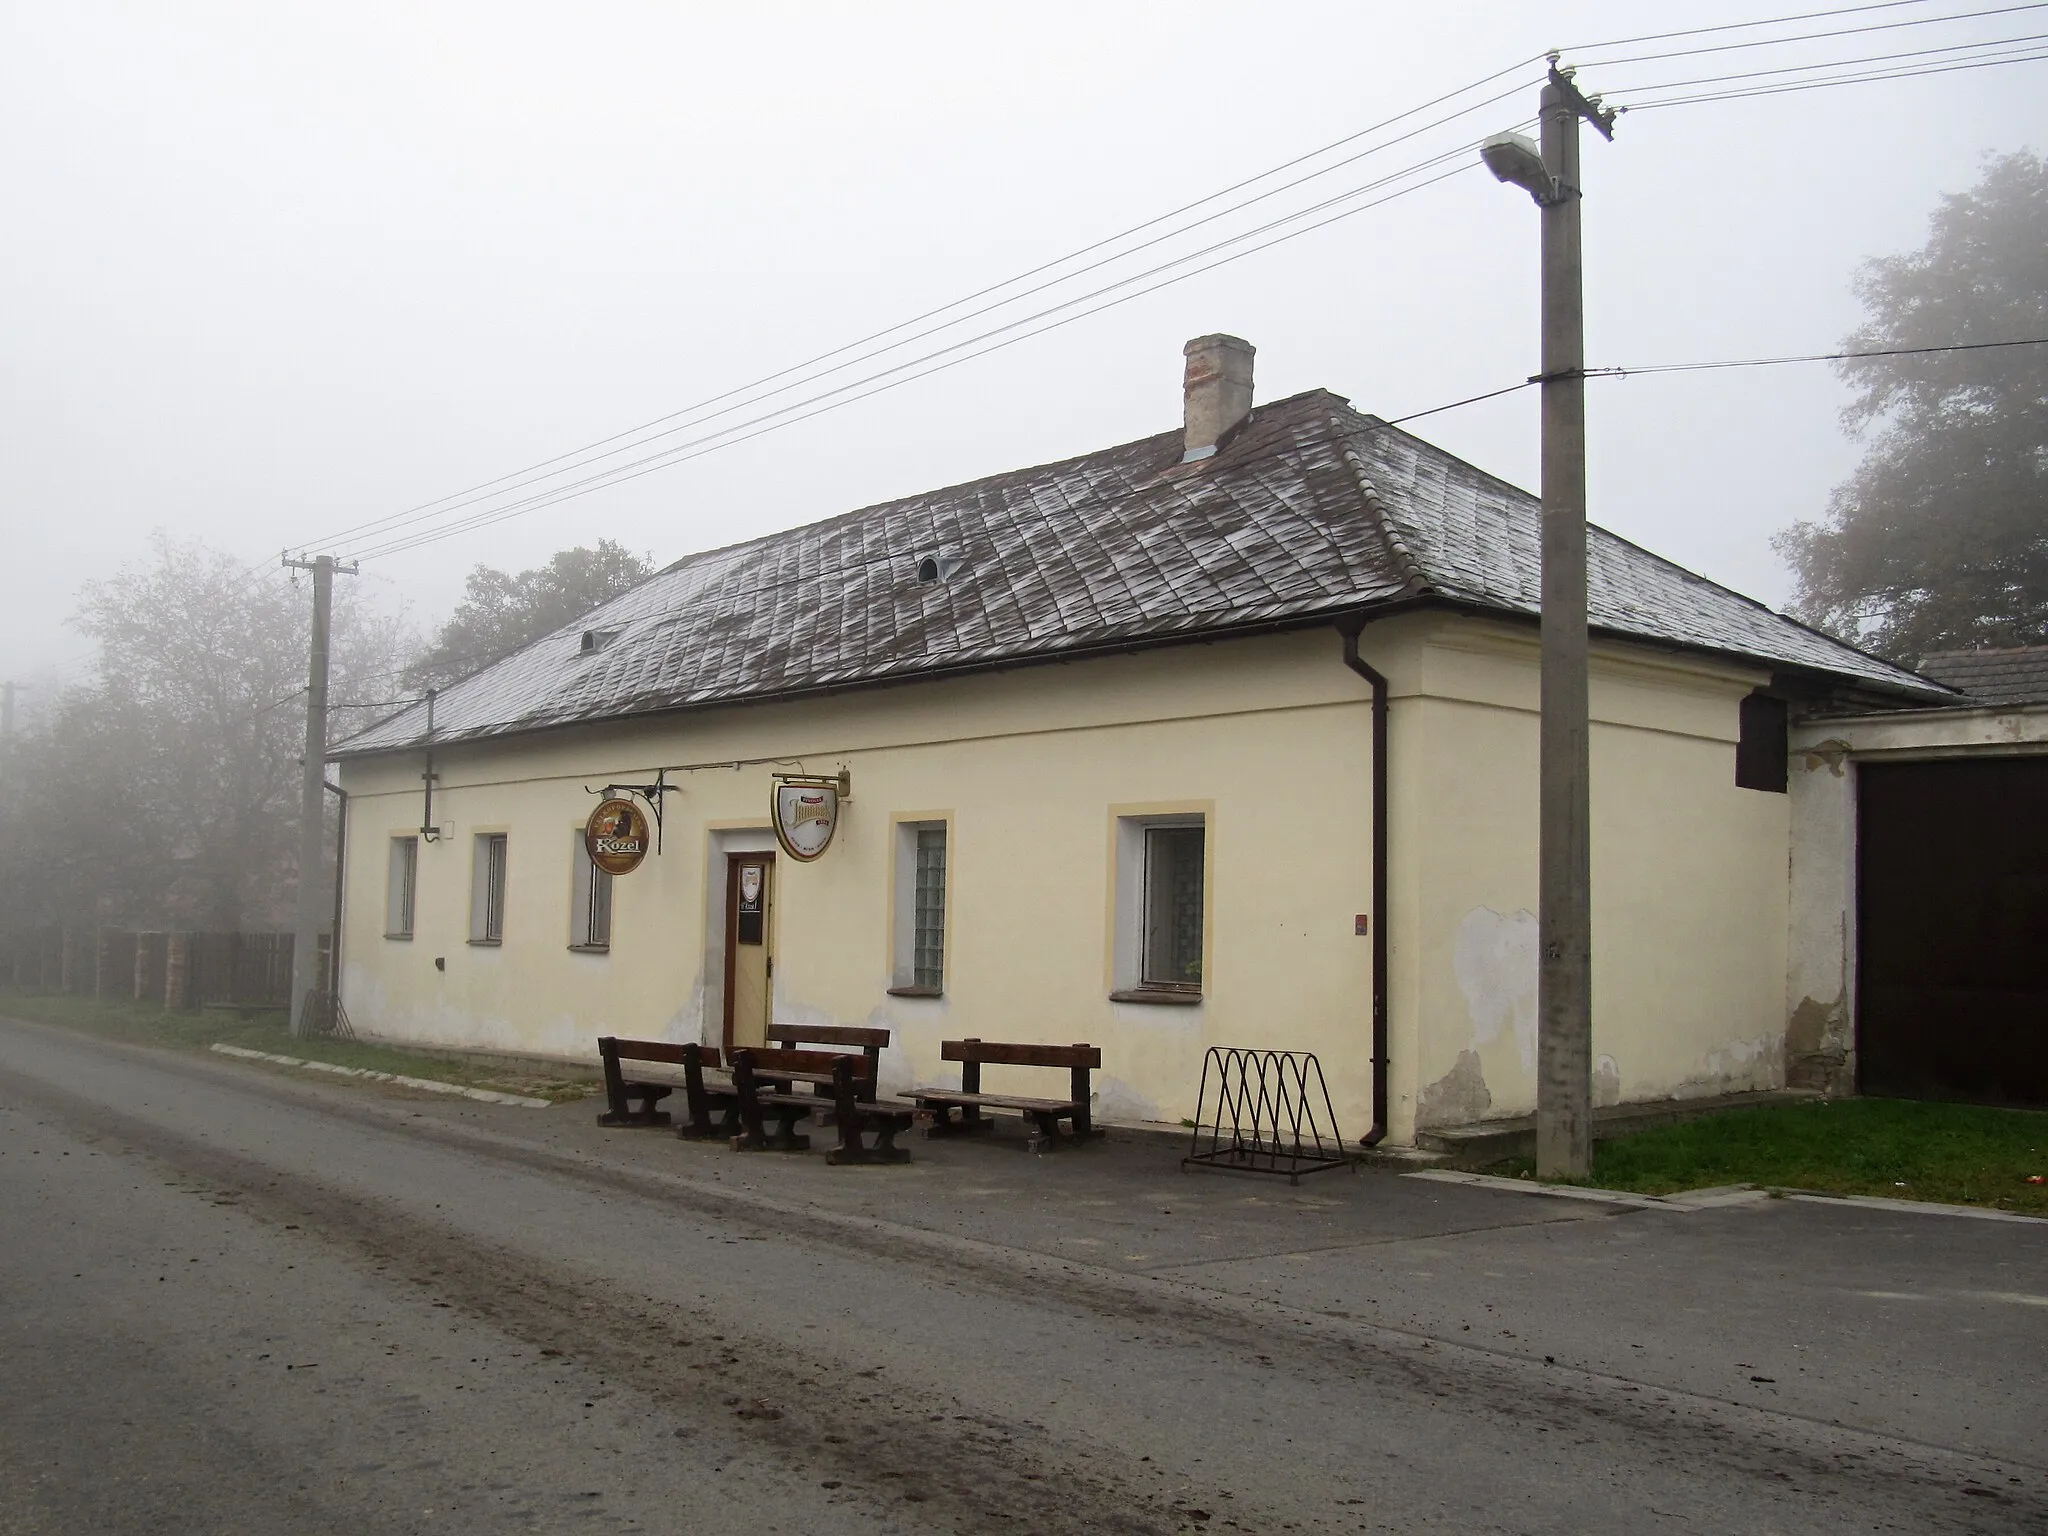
[1483,61,1614,1180]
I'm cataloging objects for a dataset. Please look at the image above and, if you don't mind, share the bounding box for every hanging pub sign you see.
[771,774,842,862]
[584,798,651,875]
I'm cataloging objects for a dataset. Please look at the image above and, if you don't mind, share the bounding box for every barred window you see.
[912,826,947,989]
[890,819,949,995]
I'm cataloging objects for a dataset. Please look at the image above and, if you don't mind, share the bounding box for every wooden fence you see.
[1,925,319,1010]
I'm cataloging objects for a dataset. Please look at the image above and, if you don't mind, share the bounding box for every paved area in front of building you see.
[4,1012,2043,1534]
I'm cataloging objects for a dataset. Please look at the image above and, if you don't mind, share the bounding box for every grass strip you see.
[1492,1097,2048,1214]
[0,988,595,1104]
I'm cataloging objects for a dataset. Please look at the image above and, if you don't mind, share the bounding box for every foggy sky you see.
[4,1,2041,689]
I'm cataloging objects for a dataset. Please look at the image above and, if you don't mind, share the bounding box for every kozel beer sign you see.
[772,777,841,862]
[584,798,651,875]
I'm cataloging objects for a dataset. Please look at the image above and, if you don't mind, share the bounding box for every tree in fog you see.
[404,540,653,693]
[0,535,412,933]
[1776,151,2048,660]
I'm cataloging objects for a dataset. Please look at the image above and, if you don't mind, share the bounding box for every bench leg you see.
[676,1094,741,1140]
[734,1104,812,1153]
[1024,1110,1064,1155]
[597,1082,673,1128]
[828,1112,913,1166]
[923,1104,995,1139]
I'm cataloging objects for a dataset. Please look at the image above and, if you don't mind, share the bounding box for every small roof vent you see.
[580,627,622,655]
[915,550,965,585]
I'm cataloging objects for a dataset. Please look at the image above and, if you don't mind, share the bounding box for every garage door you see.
[1857,757,2048,1107]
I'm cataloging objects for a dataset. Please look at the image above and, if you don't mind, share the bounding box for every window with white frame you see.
[1112,813,1205,1001]
[470,833,508,944]
[889,820,947,993]
[569,830,613,950]
[385,836,417,939]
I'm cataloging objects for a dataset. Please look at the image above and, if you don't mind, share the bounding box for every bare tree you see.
[0,535,414,934]
[405,540,653,693]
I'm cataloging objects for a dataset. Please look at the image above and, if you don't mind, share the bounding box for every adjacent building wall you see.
[1787,702,2048,1092]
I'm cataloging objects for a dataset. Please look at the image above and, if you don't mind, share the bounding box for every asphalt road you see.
[2,1015,2043,1535]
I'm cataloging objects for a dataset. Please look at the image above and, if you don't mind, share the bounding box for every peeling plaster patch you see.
[1800,739,1851,777]
[1453,907,1538,1071]
[1787,993,1851,1092]
[1594,1055,1622,1108]
[1418,1049,1492,1129]
[1093,1074,1160,1125]
[1676,1035,1783,1099]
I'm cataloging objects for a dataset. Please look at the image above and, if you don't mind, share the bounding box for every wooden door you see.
[723,853,775,1052]
[1858,758,2048,1107]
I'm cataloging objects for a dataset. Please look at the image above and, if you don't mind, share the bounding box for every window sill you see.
[886,984,943,998]
[1109,987,1202,1007]
[466,938,502,948]
[567,943,611,955]
[383,933,413,941]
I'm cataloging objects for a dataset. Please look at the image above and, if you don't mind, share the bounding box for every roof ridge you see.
[1329,410,1431,598]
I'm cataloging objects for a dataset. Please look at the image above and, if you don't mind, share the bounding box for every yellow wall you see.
[337,616,1791,1144]
[1390,624,1789,1132]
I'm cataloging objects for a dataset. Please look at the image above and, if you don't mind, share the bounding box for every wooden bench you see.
[595,1036,693,1127]
[762,1024,890,1105]
[911,1039,1104,1154]
[728,1048,918,1164]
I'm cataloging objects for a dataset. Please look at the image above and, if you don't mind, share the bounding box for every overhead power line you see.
[252,2,2047,574]
[1384,335,2048,425]
[1613,41,2048,107]
[1577,0,2048,67]
[314,88,1537,562]
[1601,27,2048,92]
[345,153,1490,562]
[1563,0,1976,51]
[285,67,1549,561]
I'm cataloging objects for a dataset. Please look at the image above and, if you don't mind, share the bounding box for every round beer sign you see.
[584,798,651,875]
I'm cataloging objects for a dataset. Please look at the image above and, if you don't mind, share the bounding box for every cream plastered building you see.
[333,337,1946,1146]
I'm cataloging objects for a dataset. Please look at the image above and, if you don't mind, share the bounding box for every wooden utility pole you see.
[1533,65,1613,1179]
[284,553,357,1037]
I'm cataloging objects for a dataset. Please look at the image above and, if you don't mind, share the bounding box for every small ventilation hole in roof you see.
[915,551,964,584]
[580,627,622,654]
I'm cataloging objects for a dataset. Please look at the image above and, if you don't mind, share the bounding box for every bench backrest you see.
[734,1045,852,1077]
[768,1023,887,1076]
[942,1038,1100,1069]
[769,1024,890,1050]
[598,1035,698,1068]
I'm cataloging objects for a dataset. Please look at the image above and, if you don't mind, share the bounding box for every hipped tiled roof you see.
[337,390,1945,757]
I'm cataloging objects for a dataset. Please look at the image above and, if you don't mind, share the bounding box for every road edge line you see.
[209,1042,551,1107]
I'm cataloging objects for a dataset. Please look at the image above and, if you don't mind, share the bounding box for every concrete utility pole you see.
[1534,73,1594,1180]
[1482,62,1615,1179]
[284,553,357,1038]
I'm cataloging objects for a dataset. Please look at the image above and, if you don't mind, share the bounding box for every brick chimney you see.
[1181,333,1255,462]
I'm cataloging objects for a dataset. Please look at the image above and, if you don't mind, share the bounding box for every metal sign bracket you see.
[584,769,682,854]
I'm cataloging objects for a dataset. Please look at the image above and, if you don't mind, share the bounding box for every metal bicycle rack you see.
[1181,1047,1351,1183]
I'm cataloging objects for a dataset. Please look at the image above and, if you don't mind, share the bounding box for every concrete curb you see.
[209,1043,552,1108]
[1779,1190,2048,1226]
[1405,1168,2048,1224]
